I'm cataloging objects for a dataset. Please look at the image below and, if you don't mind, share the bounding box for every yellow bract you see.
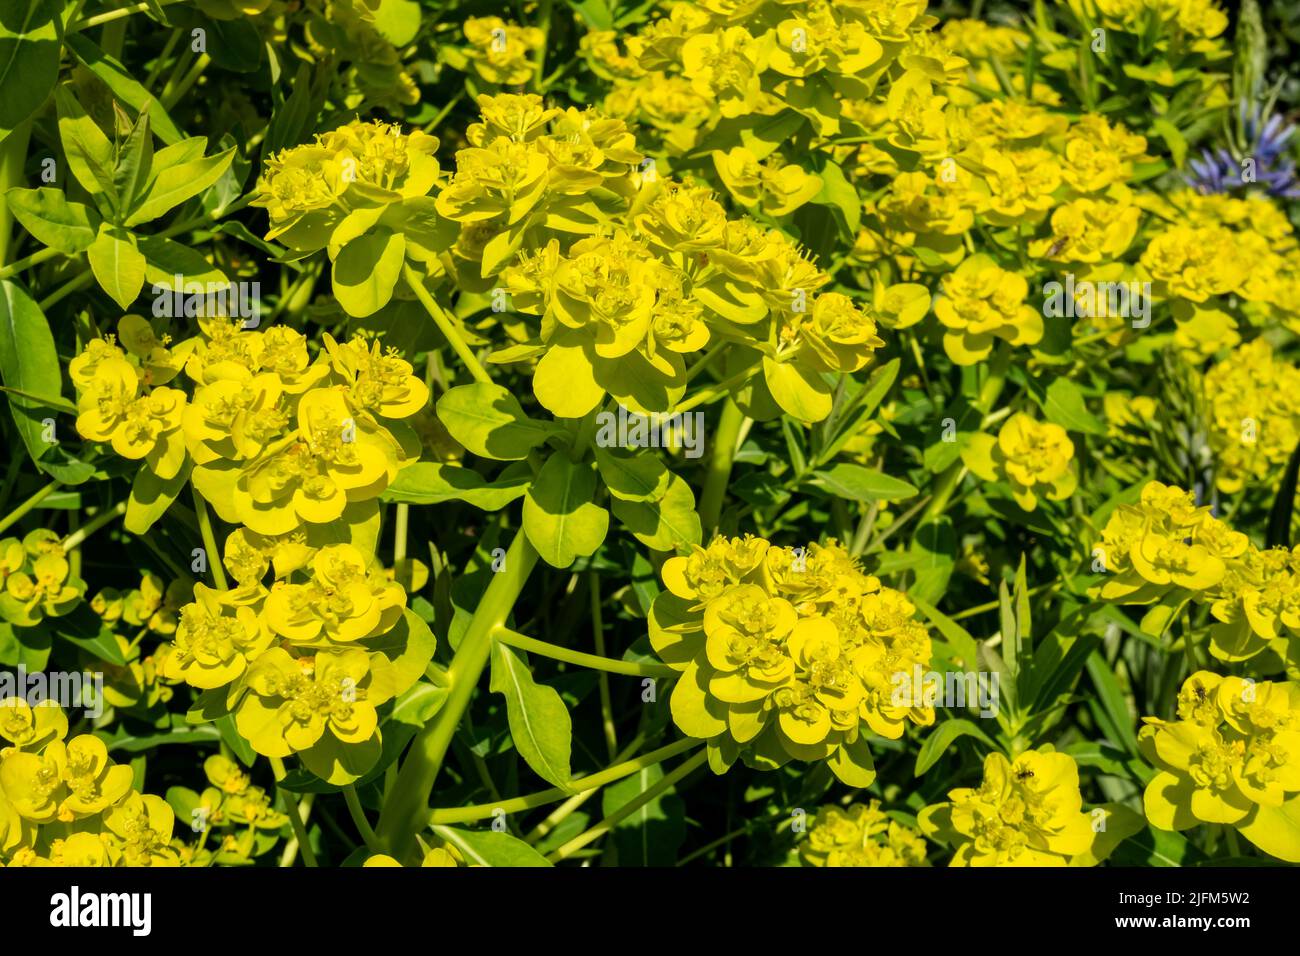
[650,536,934,782]
[1141,673,1300,862]
[919,750,1102,866]
[800,801,929,867]
[963,413,1076,511]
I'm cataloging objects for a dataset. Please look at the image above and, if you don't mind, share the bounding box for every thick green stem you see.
[375,530,538,856]
[404,264,492,385]
[428,738,698,825]
[0,120,33,269]
[497,628,675,678]
[191,486,227,589]
[547,748,707,862]
[343,786,381,852]
[0,481,61,535]
[270,757,318,867]
[920,348,1011,524]
[698,398,745,535]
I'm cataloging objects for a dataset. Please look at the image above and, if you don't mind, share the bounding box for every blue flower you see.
[1185,104,1300,198]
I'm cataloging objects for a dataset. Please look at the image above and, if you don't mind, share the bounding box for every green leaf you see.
[600,763,686,865]
[65,34,184,145]
[1039,378,1106,435]
[490,640,574,789]
[762,357,832,422]
[593,446,671,502]
[810,463,917,502]
[1085,652,1139,755]
[371,0,421,45]
[430,825,553,867]
[610,472,701,552]
[0,279,63,469]
[332,230,406,318]
[364,609,437,699]
[124,143,235,226]
[217,714,256,767]
[49,605,128,665]
[915,718,997,776]
[909,517,955,606]
[911,595,980,669]
[809,156,861,233]
[437,383,557,461]
[138,235,230,287]
[381,462,530,511]
[0,0,61,144]
[55,86,118,213]
[87,225,146,309]
[522,452,609,568]
[5,187,100,254]
[1267,437,1300,548]
[126,460,191,534]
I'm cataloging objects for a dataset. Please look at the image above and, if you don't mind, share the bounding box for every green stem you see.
[162,53,210,109]
[533,0,553,90]
[589,571,617,760]
[403,264,492,385]
[547,749,707,862]
[0,247,59,281]
[343,786,381,852]
[270,757,318,867]
[699,398,745,535]
[0,120,32,269]
[375,530,539,856]
[0,481,61,535]
[191,486,227,590]
[60,500,126,551]
[72,0,186,30]
[497,628,675,678]
[393,503,409,563]
[920,348,1010,524]
[673,366,755,416]
[429,738,698,825]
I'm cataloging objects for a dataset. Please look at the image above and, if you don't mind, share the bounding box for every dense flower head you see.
[650,536,934,782]
[919,749,1100,866]
[933,254,1043,364]
[963,413,1076,512]
[1140,672,1300,862]
[0,530,85,628]
[251,118,440,250]
[1202,339,1300,494]
[800,801,929,866]
[67,320,429,536]
[152,531,432,784]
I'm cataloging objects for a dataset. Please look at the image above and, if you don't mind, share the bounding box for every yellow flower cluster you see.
[252,118,441,252]
[1088,481,1300,664]
[1140,192,1300,359]
[1141,672,1300,863]
[0,700,178,866]
[168,755,288,866]
[597,1,930,147]
[457,92,916,421]
[155,531,433,784]
[933,253,1043,364]
[73,317,427,537]
[454,17,546,86]
[919,749,1102,866]
[649,536,934,783]
[1063,0,1228,42]
[1202,338,1300,494]
[799,801,929,867]
[0,531,84,628]
[963,413,1077,512]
